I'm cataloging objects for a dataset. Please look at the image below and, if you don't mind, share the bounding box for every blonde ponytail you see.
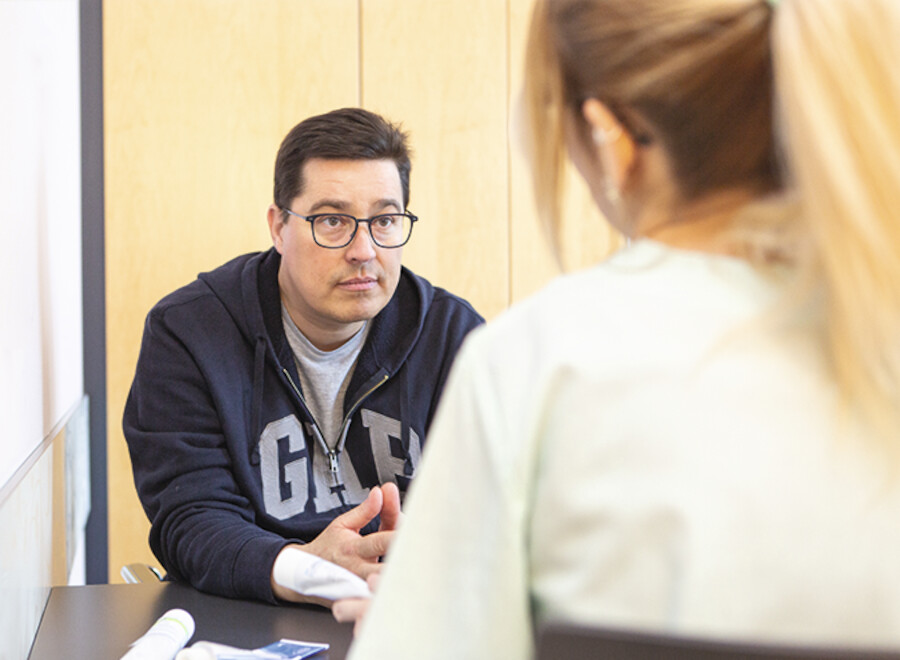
[773,0,900,438]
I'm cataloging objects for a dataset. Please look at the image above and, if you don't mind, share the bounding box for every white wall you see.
[0,1,84,657]
[0,0,83,491]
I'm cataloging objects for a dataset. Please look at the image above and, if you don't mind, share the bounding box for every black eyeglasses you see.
[282,208,418,249]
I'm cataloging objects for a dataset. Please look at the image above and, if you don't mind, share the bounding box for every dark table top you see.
[29,582,353,659]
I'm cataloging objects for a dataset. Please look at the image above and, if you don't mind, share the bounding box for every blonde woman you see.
[341,0,900,657]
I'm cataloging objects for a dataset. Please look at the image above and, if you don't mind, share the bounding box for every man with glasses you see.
[123,108,483,605]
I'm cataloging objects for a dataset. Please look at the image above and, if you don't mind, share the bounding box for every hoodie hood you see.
[197,248,436,381]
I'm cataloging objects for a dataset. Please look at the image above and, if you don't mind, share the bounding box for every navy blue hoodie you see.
[123,248,483,602]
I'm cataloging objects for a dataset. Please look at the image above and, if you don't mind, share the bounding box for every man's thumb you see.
[338,486,383,531]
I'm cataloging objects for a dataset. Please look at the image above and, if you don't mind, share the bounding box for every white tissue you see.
[272,547,372,601]
[121,608,195,660]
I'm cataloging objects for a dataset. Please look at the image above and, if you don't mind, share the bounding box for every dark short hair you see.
[273,108,412,215]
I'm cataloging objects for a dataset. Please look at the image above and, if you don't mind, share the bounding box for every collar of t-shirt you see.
[281,304,371,449]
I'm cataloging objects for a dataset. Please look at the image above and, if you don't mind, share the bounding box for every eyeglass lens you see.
[313,214,411,247]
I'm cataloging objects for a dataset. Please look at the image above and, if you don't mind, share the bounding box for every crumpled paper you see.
[272,547,372,601]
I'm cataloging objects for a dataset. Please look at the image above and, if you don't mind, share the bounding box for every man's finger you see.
[378,482,402,531]
[355,562,383,581]
[334,486,384,532]
[356,529,393,559]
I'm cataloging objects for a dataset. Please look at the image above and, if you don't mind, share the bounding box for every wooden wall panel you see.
[104,0,360,580]
[360,0,510,320]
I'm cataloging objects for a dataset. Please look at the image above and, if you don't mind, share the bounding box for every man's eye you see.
[319,215,345,228]
[374,216,396,229]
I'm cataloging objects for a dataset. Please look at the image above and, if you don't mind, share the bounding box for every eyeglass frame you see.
[280,207,418,249]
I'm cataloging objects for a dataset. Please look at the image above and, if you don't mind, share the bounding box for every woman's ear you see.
[581,98,637,192]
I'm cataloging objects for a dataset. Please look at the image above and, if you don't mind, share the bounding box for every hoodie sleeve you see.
[123,302,290,603]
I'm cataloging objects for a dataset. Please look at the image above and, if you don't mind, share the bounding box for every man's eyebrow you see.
[308,199,351,213]
[372,198,403,213]
[307,198,403,214]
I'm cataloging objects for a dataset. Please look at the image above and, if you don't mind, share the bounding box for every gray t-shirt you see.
[281,304,370,450]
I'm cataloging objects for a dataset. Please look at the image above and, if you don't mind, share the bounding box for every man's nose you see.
[345,222,377,262]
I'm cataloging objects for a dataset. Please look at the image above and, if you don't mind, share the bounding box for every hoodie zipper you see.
[281,368,332,470]
[282,368,389,477]
[335,373,390,459]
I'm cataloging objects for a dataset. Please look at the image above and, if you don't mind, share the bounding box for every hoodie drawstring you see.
[249,335,266,466]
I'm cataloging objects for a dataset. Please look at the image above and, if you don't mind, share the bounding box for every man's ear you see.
[267,204,285,253]
[581,98,637,191]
